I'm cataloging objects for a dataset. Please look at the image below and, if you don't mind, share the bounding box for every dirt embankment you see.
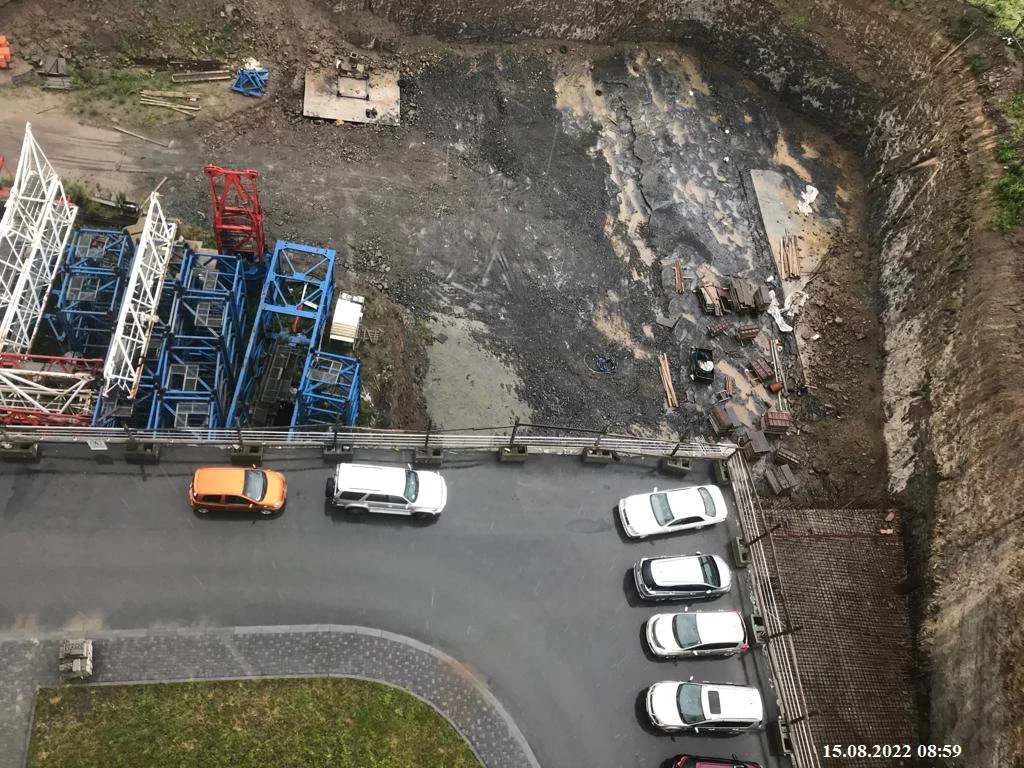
[345,0,1023,762]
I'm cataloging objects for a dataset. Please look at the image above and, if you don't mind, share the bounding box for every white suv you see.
[326,463,448,519]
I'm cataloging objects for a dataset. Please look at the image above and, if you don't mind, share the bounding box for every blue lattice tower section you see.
[227,240,336,427]
[47,228,134,355]
[293,350,361,427]
[147,250,247,429]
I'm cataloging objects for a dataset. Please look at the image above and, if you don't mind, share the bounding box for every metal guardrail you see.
[0,423,736,460]
[728,453,820,768]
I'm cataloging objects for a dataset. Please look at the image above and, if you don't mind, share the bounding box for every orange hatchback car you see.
[189,467,287,516]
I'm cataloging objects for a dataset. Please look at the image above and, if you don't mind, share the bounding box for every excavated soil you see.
[3,0,1024,763]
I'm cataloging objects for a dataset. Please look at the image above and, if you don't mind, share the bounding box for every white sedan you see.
[644,610,748,658]
[617,484,727,539]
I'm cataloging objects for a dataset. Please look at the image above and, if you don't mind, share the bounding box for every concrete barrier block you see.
[0,441,40,462]
[230,444,263,466]
[497,445,528,463]
[414,447,443,468]
[124,441,160,465]
[658,456,693,477]
[581,447,614,464]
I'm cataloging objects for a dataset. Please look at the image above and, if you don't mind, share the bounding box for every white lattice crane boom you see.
[102,193,177,399]
[0,124,79,353]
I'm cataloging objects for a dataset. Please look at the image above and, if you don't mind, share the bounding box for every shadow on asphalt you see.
[624,569,643,607]
[635,687,675,737]
[322,502,439,528]
[191,508,284,522]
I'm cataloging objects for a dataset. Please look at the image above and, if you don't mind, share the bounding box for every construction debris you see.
[172,70,232,83]
[761,409,792,435]
[706,319,729,336]
[775,446,802,467]
[112,126,170,148]
[658,352,678,408]
[741,429,771,461]
[40,77,71,90]
[303,61,401,126]
[709,403,741,435]
[689,347,715,383]
[38,53,67,77]
[231,65,269,97]
[734,322,760,341]
[140,89,201,101]
[765,463,798,495]
[748,357,773,383]
[139,95,200,116]
[728,277,770,312]
[780,233,802,279]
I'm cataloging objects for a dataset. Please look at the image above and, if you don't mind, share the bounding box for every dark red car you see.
[670,757,762,768]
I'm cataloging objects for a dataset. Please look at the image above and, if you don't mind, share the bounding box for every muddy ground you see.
[0,2,884,504]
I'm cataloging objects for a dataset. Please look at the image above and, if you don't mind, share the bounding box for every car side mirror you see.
[693,727,700,735]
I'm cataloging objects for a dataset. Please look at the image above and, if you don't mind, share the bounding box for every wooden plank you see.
[673,260,683,294]
[140,90,201,101]
[658,353,678,408]
[112,126,170,148]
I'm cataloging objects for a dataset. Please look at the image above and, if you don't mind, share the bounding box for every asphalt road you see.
[0,446,778,768]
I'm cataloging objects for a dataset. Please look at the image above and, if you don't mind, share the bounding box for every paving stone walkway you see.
[0,625,539,768]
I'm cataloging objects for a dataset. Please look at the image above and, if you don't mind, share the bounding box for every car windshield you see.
[404,470,419,502]
[677,683,704,725]
[672,614,701,648]
[700,556,720,587]
[650,493,675,525]
[698,487,718,517]
[243,470,267,501]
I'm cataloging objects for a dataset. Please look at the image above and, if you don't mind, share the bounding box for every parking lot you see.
[0,446,778,768]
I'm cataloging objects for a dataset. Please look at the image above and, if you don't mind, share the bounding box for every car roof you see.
[701,684,764,721]
[650,556,704,586]
[694,611,746,645]
[666,485,725,517]
[335,463,408,495]
[193,467,247,496]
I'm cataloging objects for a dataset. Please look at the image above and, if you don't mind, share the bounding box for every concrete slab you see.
[303,68,400,126]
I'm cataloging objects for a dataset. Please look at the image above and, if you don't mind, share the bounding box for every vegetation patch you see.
[994,92,1024,230]
[28,678,481,768]
[969,0,1024,33]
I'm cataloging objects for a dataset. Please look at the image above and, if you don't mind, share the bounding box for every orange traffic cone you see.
[0,36,11,69]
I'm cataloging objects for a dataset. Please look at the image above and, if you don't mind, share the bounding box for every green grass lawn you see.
[28,678,482,768]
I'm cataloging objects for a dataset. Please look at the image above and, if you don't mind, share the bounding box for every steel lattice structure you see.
[0,124,79,353]
[147,250,246,430]
[47,228,135,355]
[204,165,266,261]
[101,194,177,401]
[293,350,361,427]
[226,240,335,427]
[0,352,101,426]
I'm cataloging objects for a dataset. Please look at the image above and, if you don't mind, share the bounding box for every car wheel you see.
[412,511,433,520]
[260,507,274,516]
[195,507,210,515]
[346,505,366,515]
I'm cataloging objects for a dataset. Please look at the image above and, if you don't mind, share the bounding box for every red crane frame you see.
[203,164,266,262]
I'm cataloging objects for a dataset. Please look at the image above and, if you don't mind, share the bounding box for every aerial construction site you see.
[0,0,1021,767]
